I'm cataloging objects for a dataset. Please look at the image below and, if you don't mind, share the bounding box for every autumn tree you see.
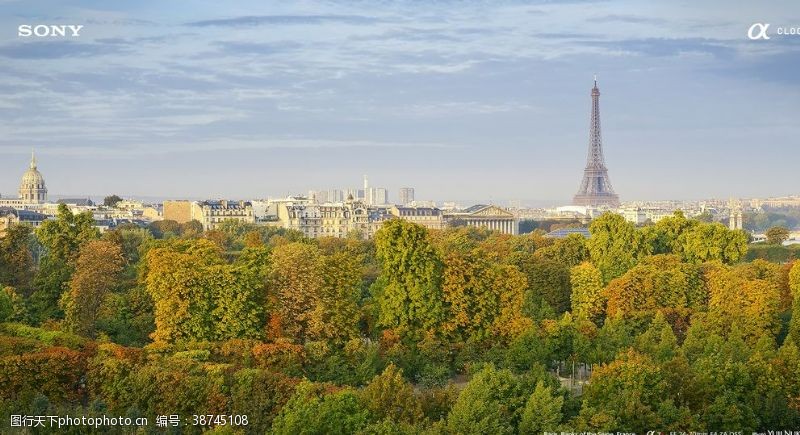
[766,226,791,245]
[310,251,362,343]
[0,223,34,292]
[533,233,588,267]
[144,239,225,343]
[787,262,800,346]
[604,255,705,320]
[705,262,782,341]
[244,230,264,248]
[441,249,529,341]
[374,220,444,337]
[61,240,125,337]
[267,242,324,342]
[360,364,423,424]
[586,212,649,283]
[265,242,363,344]
[570,262,605,323]
[515,255,571,317]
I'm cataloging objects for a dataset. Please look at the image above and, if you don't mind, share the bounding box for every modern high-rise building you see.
[308,190,329,204]
[399,187,415,205]
[573,76,620,207]
[368,187,388,206]
[328,189,344,203]
[361,174,388,206]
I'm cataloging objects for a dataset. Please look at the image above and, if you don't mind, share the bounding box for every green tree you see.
[446,366,529,435]
[36,203,99,263]
[634,312,678,363]
[271,381,371,435]
[766,226,791,245]
[210,262,265,340]
[374,220,444,337]
[587,212,649,283]
[147,220,181,239]
[103,195,123,207]
[644,211,698,256]
[519,381,563,433]
[144,238,265,343]
[30,203,99,322]
[0,286,27,322]
[576,350,687,431]
[681,222,747,264]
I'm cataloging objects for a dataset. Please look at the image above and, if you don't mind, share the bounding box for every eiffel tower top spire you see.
[573,76,620,207]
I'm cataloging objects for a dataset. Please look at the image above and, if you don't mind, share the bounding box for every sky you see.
[0,0,798,206]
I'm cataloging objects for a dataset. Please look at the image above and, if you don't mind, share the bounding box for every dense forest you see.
[2,203,799,434]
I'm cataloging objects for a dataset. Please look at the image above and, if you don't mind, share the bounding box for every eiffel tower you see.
[573,76,620,207]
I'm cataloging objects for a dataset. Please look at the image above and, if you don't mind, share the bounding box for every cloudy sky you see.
[0,0,798,205]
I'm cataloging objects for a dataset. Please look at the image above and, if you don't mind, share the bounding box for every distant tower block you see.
[573,76,620,207]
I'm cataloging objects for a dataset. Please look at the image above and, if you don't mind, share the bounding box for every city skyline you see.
[1,1,799,201]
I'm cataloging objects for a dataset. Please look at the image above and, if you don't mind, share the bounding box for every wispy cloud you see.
[0,40,130,59]
[587,14,667,25]
[185,14,383,27]
[583,37,736,58]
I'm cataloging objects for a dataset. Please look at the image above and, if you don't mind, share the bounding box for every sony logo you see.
[18,24,84,37]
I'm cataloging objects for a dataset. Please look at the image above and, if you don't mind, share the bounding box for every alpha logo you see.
[18,24,84,37]
[747,22,770,40]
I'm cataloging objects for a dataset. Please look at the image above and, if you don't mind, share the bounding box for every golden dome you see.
[21,153,44,186]
[19,151,47,203]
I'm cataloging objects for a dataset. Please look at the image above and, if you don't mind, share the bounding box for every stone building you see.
[0,207,48,237]
[1,152,47,208]
[444,204,518,235]
[19,152,47,204]
[274,196,387,239]
[163,200,194,223]
[162,199,254,230]
[389,205,445,230]
[191,200,254,231]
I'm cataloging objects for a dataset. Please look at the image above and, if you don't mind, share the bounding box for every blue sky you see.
[0,0,798,205]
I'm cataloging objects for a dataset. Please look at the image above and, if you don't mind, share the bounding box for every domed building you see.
[18,151,47,204]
